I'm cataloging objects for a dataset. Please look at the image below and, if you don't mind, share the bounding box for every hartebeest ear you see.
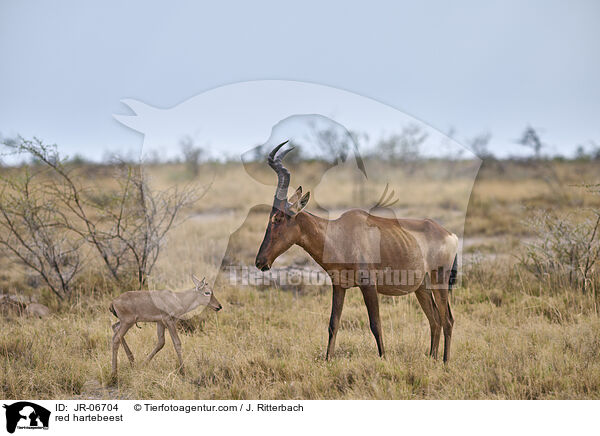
[288,186,302,205]
[288,192,310,217]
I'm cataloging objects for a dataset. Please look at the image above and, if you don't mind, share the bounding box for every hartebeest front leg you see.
[326,285,346,360]
[359,284,384,357]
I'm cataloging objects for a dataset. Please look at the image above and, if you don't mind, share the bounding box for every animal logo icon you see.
[2,402,50,434]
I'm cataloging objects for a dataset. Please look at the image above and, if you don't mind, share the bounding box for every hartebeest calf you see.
[109,275,222,376]
[255,142,458,362]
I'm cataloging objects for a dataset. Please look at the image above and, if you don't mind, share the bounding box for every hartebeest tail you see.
[448,254,458,291]
[256,142,458,362]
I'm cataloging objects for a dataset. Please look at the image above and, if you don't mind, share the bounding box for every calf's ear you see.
[191,274,202,288]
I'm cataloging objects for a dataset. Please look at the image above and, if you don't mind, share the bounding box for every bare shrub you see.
[1,137,203,294]
[0,168,83,300]
[520,209,600,294]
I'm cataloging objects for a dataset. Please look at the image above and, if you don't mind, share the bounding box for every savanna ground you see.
[1,158,600,399]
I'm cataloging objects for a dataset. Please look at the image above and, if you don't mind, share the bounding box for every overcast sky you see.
[1,0,599,160]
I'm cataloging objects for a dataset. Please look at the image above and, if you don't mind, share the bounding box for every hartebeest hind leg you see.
[145,322,166,363]
[433,288,454,362]
[415,288,442,359]
[326,285,347,360]
[359,285,384,357]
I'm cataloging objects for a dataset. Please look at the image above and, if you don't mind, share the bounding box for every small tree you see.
[180,136,204,177]
[518,125,544,159]
[1,137,203,293]
[467,132,493,161]
[0,169,83,300]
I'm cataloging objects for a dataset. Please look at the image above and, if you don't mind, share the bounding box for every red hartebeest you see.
[255,142,458,362]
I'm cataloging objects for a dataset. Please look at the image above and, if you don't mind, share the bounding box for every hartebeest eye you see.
[203,290,211,296]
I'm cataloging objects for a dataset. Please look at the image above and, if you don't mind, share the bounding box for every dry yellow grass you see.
[2,281,600,399]
[1,159,600,399]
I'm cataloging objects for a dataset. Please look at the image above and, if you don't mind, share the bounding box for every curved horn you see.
[268,140,295,211]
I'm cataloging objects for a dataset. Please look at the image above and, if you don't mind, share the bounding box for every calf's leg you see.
[165,320,184,374]
[112,321,134,364]
[111,321,134,377]
[146,322,166,363]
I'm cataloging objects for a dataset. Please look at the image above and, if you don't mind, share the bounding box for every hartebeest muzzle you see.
[256,221,279,271]
[255,257,270,271]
